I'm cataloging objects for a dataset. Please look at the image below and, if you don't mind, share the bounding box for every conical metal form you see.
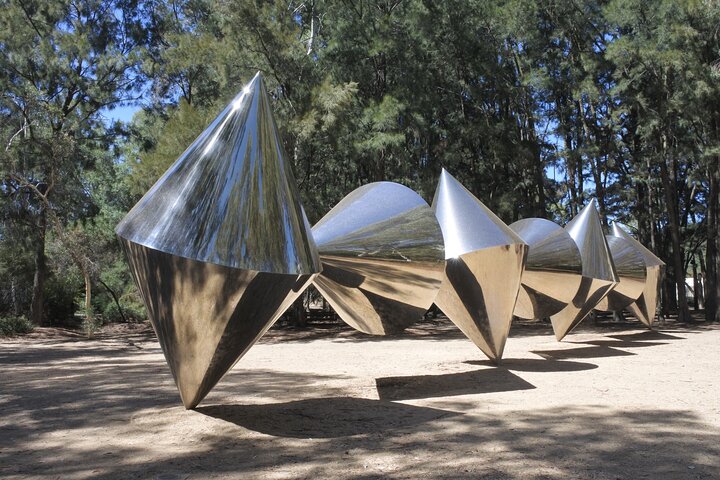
[595,235,647,312]
[117,73,321,409]
[510,218,583,319]
[117,72,320,274]
[549,200,618,340]
[432,169,527,362]
[311,182,445,335]
[610,223,665,327]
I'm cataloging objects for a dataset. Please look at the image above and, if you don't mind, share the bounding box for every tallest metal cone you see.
[117,73,321,409]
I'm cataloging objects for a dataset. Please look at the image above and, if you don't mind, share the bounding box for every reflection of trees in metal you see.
[510,218,583,320]
[312,182,445,335]
[604,223,665,327]
[116,74,666,410]
[432,169,527,362]
[117,73,320,409]
[549,200,618,341]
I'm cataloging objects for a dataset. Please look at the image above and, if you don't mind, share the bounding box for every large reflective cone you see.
[609,223,665,327]
[510,218,583,320]
[550,199,618,340]
[116,73,321,409]
[595,234,646,312]
[432,169,527,362]
[312,182,445,335]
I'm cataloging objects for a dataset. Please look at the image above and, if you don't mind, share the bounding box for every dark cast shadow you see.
[375,368,535,401]
[464,358,598,373]
[195,397,460,438]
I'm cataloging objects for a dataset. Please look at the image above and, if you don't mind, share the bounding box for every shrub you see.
[0,315,34,336]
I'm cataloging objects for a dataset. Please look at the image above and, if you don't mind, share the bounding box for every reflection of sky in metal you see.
[611,222,665,267]
[564,199,618,282]
[116,72,320,275]
[432,169,524,259]
[312,182,426,246]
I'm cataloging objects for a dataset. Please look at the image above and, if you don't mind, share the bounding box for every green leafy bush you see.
[0,315,34,336]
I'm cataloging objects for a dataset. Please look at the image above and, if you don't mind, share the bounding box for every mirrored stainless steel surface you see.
[312,182,446,335]
[432,169,527,362]
[116,72,321,275]
[595,235,647,312]
[121,239,313,409]
[117,73,321,409]
[550,199,619,340]
[610,223,665,327]
[510,218,583,320]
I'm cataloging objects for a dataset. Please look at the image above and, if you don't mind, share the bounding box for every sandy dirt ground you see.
[1,318,719,480]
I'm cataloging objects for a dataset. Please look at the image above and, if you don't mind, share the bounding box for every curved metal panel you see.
[116,72,321,275]
[595,235,647,312]
[550,199,619,340]
[432,169,527,362]
[510,218,583,319]
[611,223,665,326]
[312,182,446,335]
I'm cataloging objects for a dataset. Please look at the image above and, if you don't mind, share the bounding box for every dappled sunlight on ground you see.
[1,320,719,479]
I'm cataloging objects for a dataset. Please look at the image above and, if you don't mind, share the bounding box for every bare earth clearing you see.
[1,318,719,480]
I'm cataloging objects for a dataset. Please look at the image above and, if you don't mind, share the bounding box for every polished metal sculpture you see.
[510,218,583,320]
[595,232,647,313]
[311,182,445,334]
[432,169,527,362]
[549,199,618,340]
[116,72,321,409]
[605,223,665,327]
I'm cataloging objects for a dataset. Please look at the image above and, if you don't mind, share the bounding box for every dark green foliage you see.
[0,315,34,336]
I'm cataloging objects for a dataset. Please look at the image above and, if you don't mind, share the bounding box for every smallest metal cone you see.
[432,169,527,361]
[610,223,665,327]
[595,234,647,312]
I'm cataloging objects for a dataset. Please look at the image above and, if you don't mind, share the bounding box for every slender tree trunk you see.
[659,149,691,322]
[84,272,92,320]
[29,212,47,326]
[705,162,719,322]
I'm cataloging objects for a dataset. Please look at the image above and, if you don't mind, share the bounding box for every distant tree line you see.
[1,0,718,331]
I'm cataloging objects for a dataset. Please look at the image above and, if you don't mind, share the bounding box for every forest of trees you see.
[1,0,718,334]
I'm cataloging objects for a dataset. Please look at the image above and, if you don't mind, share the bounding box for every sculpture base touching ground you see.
[122,239,313,409]
[434,244,527,362]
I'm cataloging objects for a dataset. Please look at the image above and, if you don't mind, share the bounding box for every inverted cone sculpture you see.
[432,169,527,362]
[510,218,583,320]
[549,199,618,341]
[609,223,665,327]
[116,72,321,409]
[595,234,647,312]
[312,182,445,335]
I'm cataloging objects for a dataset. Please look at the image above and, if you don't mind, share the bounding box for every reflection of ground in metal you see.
[116,72,321,409]
[312,182,445,335]
[510,218,583,320]
[432,169,527,362]
[550,199,618,341]
[606,223,665,327]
